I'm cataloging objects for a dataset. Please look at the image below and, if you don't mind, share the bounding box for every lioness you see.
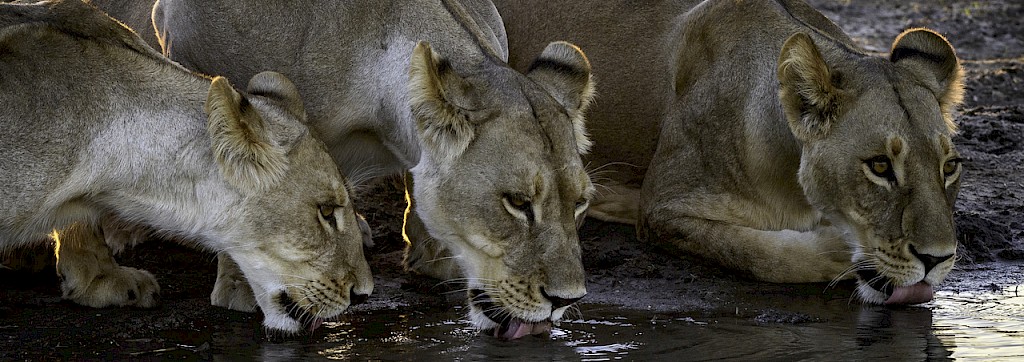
[153,0,595,338]
[496,0,963,305]
[86,0,160,49]
[0,0,373,333]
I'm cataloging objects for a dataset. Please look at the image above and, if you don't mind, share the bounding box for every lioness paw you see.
[211,271,257,312]
[813,226,855,281]
[62,266,160,308]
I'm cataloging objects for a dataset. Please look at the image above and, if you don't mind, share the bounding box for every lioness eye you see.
[866,156,895,181]
[943,158,961,177]
[502,194,534,221]
[573,199,590,219]
[318,204,338,225]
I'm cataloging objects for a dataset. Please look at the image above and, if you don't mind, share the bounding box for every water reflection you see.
[932,285,1024,360]
[202,285,1024,360]
[855,306,953,360]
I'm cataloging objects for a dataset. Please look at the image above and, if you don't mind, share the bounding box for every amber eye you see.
[502,194,533,221]
[318,204,338,225]
[506,195,530,211]
[865,156,896,181]
[943,158,961,177]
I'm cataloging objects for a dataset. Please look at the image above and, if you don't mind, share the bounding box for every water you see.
[207,285,1024,361]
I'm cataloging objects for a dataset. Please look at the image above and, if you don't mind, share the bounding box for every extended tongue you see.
[496,320,553,340]
[884,282,934,305]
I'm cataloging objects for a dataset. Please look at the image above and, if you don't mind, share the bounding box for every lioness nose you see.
[909,245,954,275]
[541,287,584,309]
[350,286,369,306]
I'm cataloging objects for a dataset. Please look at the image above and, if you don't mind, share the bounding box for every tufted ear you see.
[890,28,964,133]
[408,41,478,163]
[526,41,596,154]
[205,76,289,192]
[778,33,843,142]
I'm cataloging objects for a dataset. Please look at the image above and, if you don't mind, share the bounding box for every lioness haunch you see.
[0,0,372,334]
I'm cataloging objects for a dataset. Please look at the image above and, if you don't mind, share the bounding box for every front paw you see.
[62,266,160,308]
[818,226,855,280]
[211,272,257,312]
[403,237,462,282]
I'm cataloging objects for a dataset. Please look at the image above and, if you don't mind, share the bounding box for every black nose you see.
[540,287,584,309]
[909,245,954,275]
[350,286,369,306]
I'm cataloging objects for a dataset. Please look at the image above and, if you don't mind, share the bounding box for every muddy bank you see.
[2,0,1022,359]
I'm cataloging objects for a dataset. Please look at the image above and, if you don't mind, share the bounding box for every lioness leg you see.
[402,207,463,282]
[54,222,159,307]
[640,213,853,283]
[401,173,462,281]
[210,254,257,312]
[587,181,641,224]
[1,243,55,273]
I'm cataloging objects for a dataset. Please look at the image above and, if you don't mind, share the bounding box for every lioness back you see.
[87,0,161,50]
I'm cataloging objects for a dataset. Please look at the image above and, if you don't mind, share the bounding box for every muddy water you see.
[205,285,1024,360]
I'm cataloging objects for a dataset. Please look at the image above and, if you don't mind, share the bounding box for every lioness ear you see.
[778,32,843,142]
[408,41,476,163]
[526,41,596,154]
[246,71,307,121]
[890,28,964,133]
[245,71,309,151]
[205,76,289,191]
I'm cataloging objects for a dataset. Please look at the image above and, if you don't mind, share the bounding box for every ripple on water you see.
[931,285,1024,360]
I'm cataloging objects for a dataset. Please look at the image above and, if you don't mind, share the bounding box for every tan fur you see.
[408,41,478,163]
[495,0,696,224]
[890,28,965,133]
[778,32,844,141]
[526,41,597,154]
[154,0,596,332]
[0,0,372,333]
[496,0,964,304]
[86,0,161,50]
[205,76,290,191]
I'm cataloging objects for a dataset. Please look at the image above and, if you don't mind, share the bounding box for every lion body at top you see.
[495,0,964,304]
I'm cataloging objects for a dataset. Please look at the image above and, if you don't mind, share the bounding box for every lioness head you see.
[778,29,964,305]
[205,72,374,332]
[407,41,595,338]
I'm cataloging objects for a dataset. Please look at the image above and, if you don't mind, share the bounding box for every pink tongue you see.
[884,282,934,305]
[497,320,552,340]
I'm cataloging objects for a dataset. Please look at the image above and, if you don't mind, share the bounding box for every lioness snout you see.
[909,245,954,275]
[350,286,369,306]
[541,287,584,309]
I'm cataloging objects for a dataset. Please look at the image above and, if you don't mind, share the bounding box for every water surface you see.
[210,284,1024,360]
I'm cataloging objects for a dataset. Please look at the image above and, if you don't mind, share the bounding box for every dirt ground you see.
[2,0,1022,359]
